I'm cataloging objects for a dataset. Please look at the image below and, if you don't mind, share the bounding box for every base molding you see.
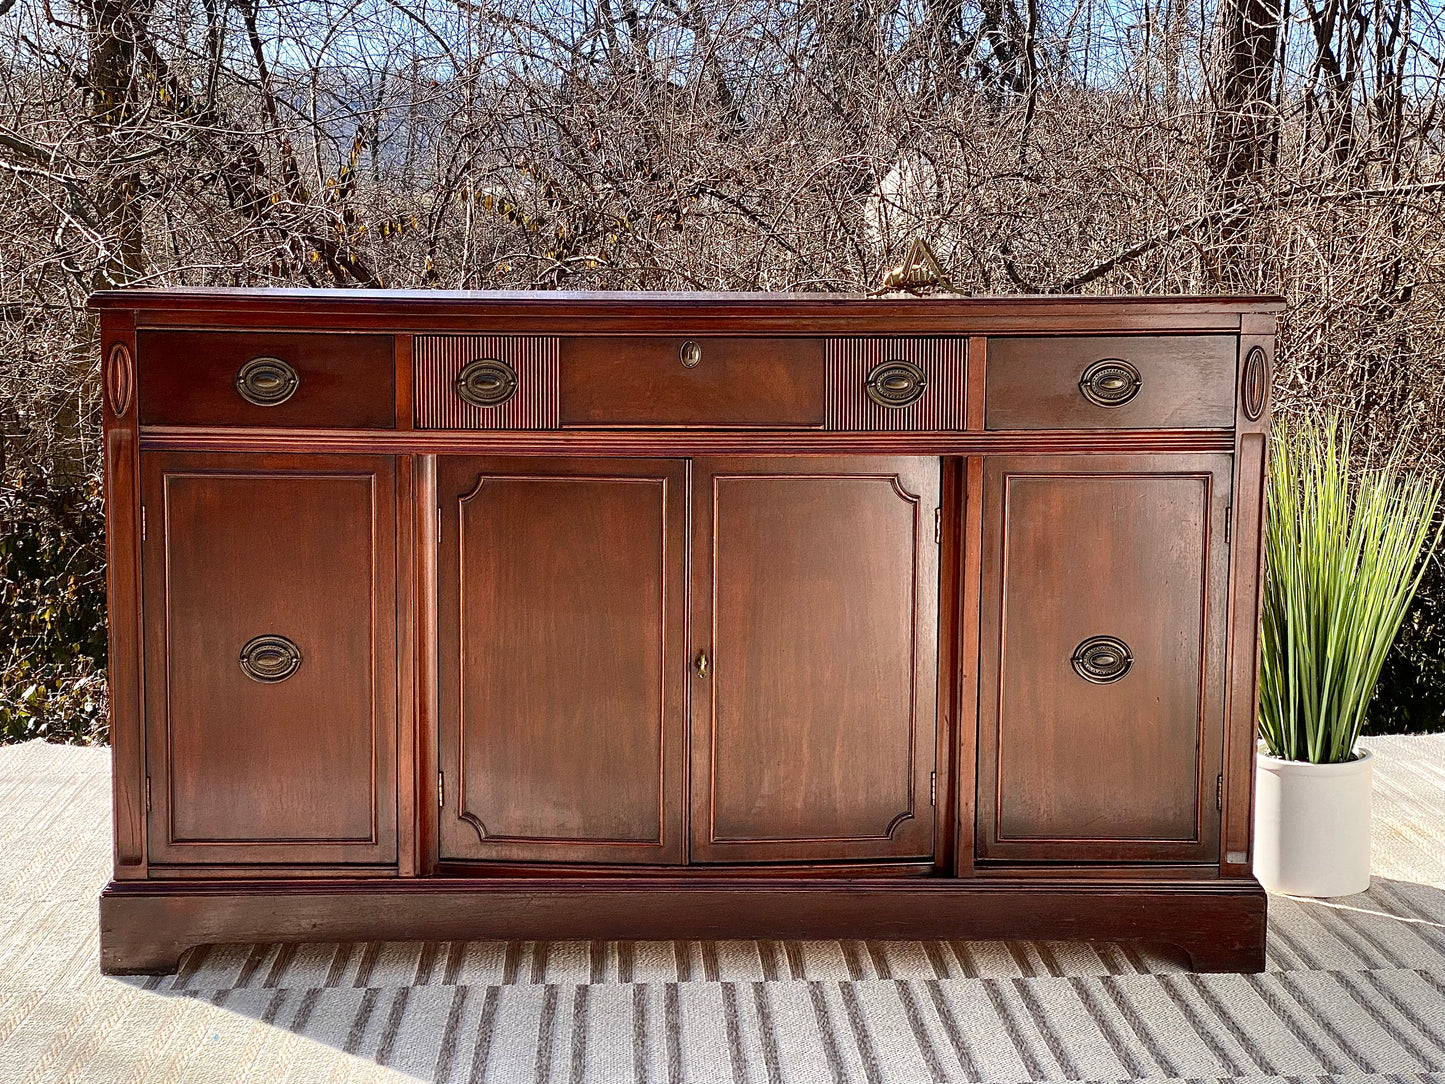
[99,874,1267,975]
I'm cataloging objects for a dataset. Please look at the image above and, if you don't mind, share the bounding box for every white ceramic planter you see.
[1254,747,1372,897]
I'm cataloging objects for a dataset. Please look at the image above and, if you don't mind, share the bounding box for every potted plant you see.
[1255,415,1442,896]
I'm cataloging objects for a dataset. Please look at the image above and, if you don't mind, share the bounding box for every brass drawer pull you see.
[1071,636,1133,684]
[235,356,299,406]
[456,358,518,407]
[680,340,702,368]
[239,634,302,683]
[864,360,927,408]
[1078,359,1142,407]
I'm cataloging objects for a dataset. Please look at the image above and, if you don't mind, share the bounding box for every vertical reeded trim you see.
[414,336,559,429]
[825,338,967,430]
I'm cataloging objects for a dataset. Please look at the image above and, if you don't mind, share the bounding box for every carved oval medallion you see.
[1078,359,1142,407]
[1242,345,1269,421]
[456,358,518,407]
[1071,636,1133,684]
[105,342,134,418]
[236,356,300,406]
[864,359,928,408]
[239,634,303,683]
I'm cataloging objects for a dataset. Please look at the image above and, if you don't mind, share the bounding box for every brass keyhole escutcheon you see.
[695,650,710,678]
[236,356,299,406]
[680,340,702,368]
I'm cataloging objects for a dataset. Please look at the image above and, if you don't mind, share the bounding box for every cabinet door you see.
[976,455,1231,863]
[141,452,397,866]
[437,458,687,864]
[691,458,939,863]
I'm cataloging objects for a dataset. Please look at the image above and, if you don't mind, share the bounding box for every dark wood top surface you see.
[91,288,1283,334]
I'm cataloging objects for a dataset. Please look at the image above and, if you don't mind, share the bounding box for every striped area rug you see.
[1,734,1441,1083]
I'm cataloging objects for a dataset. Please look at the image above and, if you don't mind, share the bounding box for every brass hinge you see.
[934,507,942,545]
[140,504,146,543]
[438,770,445,809]
[145,776,152,814]
[1216,773,1224,811]
[437,505,442,537]
[930,770,936,807]
[1224,505,1232,545]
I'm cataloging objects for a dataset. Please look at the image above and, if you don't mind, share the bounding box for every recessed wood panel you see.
[141,452,397,865]
[976,455,1230,863]
[985,335,1236,430]
[559,337,824,427]
[691,457,939,863]
[437,457,687,864]
[138,331,395,428]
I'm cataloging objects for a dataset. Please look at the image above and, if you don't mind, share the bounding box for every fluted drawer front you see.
[825,338,967,431]
[415,335,559,430]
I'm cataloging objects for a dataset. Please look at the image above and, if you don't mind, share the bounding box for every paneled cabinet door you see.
[976,454,1232,863]
[437,458,688,864]
[690,457,940,863]
[141,452,398,866]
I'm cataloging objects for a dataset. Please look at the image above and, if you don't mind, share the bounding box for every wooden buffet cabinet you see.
[92,289,1279,973]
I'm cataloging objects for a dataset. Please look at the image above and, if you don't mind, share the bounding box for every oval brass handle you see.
[864,360,927,408]
[1079,359,1142,407]
[1071,636,1133,684]
[239,634,302,683]
[456,358,518,407]
[680,340,702,368]
[695,650,710,678]
[236,356,299,406]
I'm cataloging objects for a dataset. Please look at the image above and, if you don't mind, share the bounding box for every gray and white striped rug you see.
[2,734,1442,1083]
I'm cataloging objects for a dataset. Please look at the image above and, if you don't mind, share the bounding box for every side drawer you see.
[825,337,966,430]
[559,337,825,427]
[415,335,559,430]
[137,331,395,428]
[985,335,1236,430]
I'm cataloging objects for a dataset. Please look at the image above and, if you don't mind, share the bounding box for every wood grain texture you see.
[436,457,687,864]
[395,455,418,877]
[136,426,1239,457]
[985,335,1237,430]
[141,452,397,865]
[101,310,146,877]
[414,335,559,429]
[137,330,395,428]
[824,338,966,430]
[1221,324,1275,874]
[689,457,939,863]
[101,289,1277,975]
[976,454,1231,863]
[560,336,825,427]
[89,287,1282,338]
[98,874,1267,975]
[952,457,985,875]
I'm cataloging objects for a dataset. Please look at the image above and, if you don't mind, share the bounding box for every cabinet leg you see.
[1178,934,1267,973]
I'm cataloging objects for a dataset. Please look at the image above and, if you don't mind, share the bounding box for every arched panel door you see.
[436,457,688,865]
[689,457,940,864]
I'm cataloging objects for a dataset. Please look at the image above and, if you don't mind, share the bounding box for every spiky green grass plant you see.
[1260,416,1443,764]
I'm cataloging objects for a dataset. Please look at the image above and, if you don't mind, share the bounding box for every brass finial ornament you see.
[872,237,956,295]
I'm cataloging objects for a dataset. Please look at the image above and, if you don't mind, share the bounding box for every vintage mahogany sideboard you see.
[90,289,1280,973]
